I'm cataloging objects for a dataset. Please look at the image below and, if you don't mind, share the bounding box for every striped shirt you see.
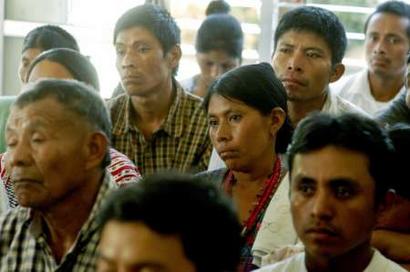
[107,81,212,176]
[0,173,115,272]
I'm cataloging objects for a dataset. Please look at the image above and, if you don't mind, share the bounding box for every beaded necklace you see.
[223,157,282,241]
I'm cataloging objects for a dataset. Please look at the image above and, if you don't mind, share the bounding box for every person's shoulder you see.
[196,168,227,184]
[179,86,203,106]
[254,253,306,272]
[176,84,208,124]
[0,207,30,248]
[106,93,128,110]
[365,249,407,272]
[377,93,410,125]
[334,94,372,117]
[179,76,197,93]
[331,69,366,97]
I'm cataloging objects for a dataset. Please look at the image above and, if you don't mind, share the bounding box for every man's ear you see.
[269,107,286,136]
[85,132,109,170]
[166,44,182,70]
[329,63,345,83]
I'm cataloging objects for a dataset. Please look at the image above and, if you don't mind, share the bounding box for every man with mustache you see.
[256,113,406,272]
[108,4,211,176]
[334,1,410,116]
[271,6,366,127]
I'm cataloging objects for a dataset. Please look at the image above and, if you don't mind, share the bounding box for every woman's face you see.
[207,94,283,172]
[196,49,240,79]
[26,60,74,85]
[19,48,43,83]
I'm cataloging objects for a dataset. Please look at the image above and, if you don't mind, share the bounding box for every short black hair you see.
[273,6,347,66]
[205,0,231,16]
[287,113,394,205]
[364,1,410,39]
[203,63,293,153]
[97,173,242,272]
[195,14,244,60]
[15,79,111,168]
[26,48,99,90]
[113,4,180,55]
[22,25,79,53]
[387,123,410,199]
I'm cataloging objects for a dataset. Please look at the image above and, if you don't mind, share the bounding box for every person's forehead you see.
[277,30,331,52]
[207,94,252,115]
[8,97,77,129]
[197,50,240,63]
[291,146,374,187]
[115,26,159,45]
[367,12,410,35]
[100,221,189,266]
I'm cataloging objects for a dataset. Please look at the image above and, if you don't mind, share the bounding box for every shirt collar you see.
[112,79,185,139]
[28,172,115,241]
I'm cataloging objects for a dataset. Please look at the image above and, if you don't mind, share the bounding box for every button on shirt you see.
[0,173,116,272]
[108,81,212,176]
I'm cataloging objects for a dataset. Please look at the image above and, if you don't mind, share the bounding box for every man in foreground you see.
[256,113,405,272]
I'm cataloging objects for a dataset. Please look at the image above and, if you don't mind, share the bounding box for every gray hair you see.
[15,79,112,168]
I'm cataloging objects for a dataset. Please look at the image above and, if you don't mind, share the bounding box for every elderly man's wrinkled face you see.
[5,97,92,209]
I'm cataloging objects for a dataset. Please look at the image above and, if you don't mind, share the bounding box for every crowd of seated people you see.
[0,0,409,271]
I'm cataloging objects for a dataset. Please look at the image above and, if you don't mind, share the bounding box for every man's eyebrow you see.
[277,42,294,47]
[304,47,325,53]
[208,109,236,118]
[328,178,360,188]
[385,33,404,39]
[291,175,316,185]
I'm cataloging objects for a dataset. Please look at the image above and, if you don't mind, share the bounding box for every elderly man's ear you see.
[85,132,109,170]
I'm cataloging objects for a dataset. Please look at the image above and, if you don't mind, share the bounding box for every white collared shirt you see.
[332,69,406,116]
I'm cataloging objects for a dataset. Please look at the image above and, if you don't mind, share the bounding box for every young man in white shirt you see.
[256,113,406,272]
[334,1,410,116]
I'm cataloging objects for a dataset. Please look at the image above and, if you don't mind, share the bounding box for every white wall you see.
[1,0,68,95]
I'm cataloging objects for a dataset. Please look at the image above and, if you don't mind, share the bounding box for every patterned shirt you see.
[0,172,115,272]
[107,80,212,176]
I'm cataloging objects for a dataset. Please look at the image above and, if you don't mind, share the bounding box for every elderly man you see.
[0,79,114,271]
[256,113,405,272]
[334,1,410,116]
[108,4,211,175]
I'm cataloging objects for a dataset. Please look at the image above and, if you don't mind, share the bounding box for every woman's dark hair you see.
[195,12,243,59]
[205,0,231,16]
[26,48,99,91]
[22,25,79,53]
[203,62,292,153]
